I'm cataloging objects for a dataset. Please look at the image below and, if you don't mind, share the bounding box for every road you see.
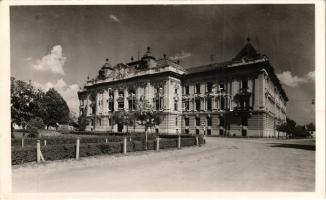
[12,137,315,192]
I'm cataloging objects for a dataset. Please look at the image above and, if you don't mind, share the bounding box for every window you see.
[175,88,178,94]
[195,99,201,111]
[185,85,189,95]
[108,100,114,111]
[185,129,189,134]
[174,100,178,111]
[219,83,225,91]
[176,117,178,126]
[207,129,211,135]
[118,89,124,97]
[118,101,124,109]
[184,100,190,111]
[242,79,248,89]
[128,99,136,111]
[220,117,225,127]
[207,82,212,93]
[108,118,111,126]
[196,129,199,135]
[220,97,225,110]
[207,117,212,126]
[196,83,201,94]
[185,118,189,126]
[196,117,200,126]
[207,98,212,111]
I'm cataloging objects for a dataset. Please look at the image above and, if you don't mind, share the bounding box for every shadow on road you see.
[268,143,315,151]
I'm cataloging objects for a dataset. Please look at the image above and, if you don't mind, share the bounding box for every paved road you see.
[12,137,315,192]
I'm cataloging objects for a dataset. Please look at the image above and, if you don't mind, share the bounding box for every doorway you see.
[118,124,123,132]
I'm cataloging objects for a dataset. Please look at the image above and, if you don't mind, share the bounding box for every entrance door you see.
[118,124,123,132]
[242,129,247,136]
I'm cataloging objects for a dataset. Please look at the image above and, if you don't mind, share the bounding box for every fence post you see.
[105,138,108,143]
[196,135,199,146]
[37,140,41,163]
[178,135,181,149]
[21,136,24,148]
[123,136,127,155]
[156,136,160,151]
[44,140,47,146]
[76,137,80,160]
[203,134,206,144]
[36,140,45,163]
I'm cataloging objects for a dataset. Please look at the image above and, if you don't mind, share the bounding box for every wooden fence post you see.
[123,136,127,155]
[21,136,24,148]
[196,135,199,146]
[156,136,160,151]
[36,140,45,163]
[178,135,181,149]
[76,137,80,160]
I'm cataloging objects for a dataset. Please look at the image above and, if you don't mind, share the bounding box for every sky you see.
[10,5,315,124]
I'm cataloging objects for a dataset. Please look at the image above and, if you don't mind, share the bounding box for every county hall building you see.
[78,39,288,137]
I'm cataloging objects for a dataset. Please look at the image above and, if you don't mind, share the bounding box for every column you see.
[124,88,128,111]
[114,89,119,111]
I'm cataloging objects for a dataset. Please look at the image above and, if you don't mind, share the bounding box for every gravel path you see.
[12,137,315,192]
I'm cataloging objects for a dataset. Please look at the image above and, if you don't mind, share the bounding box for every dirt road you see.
[12,137,315,192]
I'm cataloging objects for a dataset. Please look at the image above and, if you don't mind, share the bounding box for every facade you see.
[78,39,288,137]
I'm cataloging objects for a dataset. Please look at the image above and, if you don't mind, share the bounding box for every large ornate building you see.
[78,39,288,137]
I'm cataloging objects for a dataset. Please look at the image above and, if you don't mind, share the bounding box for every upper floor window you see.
[185,85,189,95]
[207,98,212,111]
[195,99,201,111]
[242,79,248,89]
[175,88,178,94]
[207,116,212,126]
[207,82,212,93]
[174,100,178,111]
[108,101,114,112]
[196,117,200,126]
[219,83,225,92]
[220,97,225,110]
[184,100,190,111]
[118,89,124,97]
[196,83,201,94]
[185,118,189,126]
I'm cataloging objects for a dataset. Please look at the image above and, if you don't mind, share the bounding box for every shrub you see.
[12,136,203,165]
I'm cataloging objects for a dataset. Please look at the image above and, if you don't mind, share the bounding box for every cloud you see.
[32,45,66,75]
[277,71,315,87]
[109,14,120,23]
[169,51,192,60]
[32,79,80,115]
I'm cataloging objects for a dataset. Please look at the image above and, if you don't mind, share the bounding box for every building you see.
[78,39,288,137]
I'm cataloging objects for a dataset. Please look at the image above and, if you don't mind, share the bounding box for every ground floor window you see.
[196,129,199,135]
[207,129,211,135]
[196,117,200,126]
[185,118,189,126]
[185,129,189,134]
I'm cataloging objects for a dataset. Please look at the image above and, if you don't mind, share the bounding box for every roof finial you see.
[105,58,109,62]
[147,46,151,53]
[131,56,134,61]
[246,36,251,43]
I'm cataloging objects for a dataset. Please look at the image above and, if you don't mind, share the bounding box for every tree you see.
[134,99,162,149]
[112,110,135,134]
[11,77,39,137]
[42,88,70,129]
[276,117,296,138]
[26,117,44,138]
